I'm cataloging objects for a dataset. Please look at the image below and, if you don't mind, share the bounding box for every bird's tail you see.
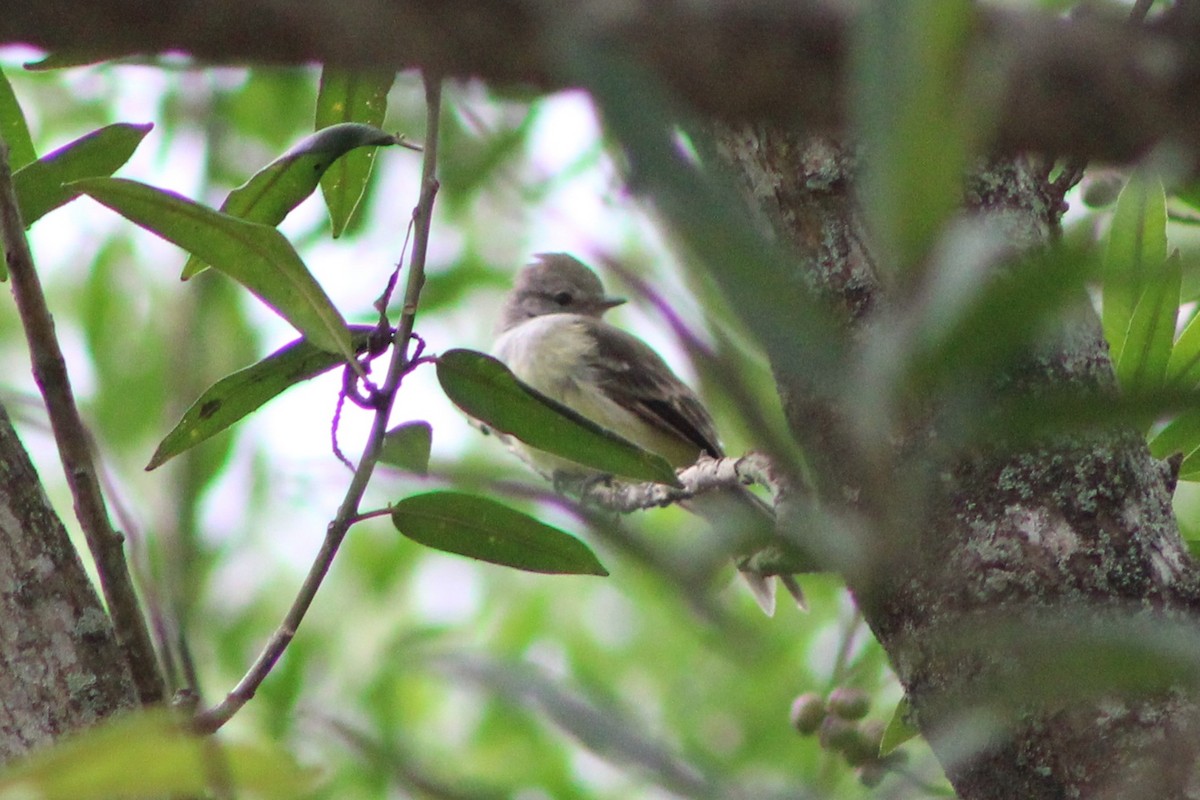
[683,485,806,616]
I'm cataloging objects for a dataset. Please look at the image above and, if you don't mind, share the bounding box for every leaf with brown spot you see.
[147,326,374,470]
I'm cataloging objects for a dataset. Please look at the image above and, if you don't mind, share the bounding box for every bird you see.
[491,252,800,613]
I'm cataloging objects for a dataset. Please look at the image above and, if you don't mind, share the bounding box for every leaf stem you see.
[0,138,165,704]
[192,73,442,733]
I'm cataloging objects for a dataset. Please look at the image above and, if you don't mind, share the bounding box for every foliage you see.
[0,710,318,799]
[0,6,1198,795]
[0,56,895,799]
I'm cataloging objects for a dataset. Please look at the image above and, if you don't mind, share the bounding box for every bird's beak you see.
[600,296,626,310]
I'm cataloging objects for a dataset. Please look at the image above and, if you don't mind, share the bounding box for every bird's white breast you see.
[493,314,594,401]
[492,312,704,473]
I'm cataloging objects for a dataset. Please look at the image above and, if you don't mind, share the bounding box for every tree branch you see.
[713,123,1200,796]
[3,2,1200,165]
[564,452,784,514]
[0,141,164,706]
[192,73,443,734]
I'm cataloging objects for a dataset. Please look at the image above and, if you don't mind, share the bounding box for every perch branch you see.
[562,452,783,514]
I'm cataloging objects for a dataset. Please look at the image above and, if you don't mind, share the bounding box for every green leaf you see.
[23,51,120,71]
[574,52,848,410]
[1149,408,1200,481]
[1182,460,1200,483]
[14,123,152,225]
[880,696,919,756]
[1171,176,1200,215]
[436,348,679,485]
[1116,250,1180,399]
[147,326,374,470]
[434,654,706,793]
[1103,174,1168,367]
[0,709,318,799]
[0,67,36,170]
[979,386,1200,456]
[378,421,432,474]
[315,68,394,237]
[391,491,609,575]
[1167,303,1200,391]
[182,122,399,278]
[854,0,978,272]
[909,246,1096,392]
[74,177,354,360]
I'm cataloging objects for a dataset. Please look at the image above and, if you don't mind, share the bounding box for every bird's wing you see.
[581,319,723,460]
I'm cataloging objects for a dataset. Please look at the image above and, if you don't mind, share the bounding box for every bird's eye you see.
[552,291,572,306]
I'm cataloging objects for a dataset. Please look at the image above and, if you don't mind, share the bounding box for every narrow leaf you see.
[854,0,979,272]
[437,348,679,485]
[436,654,707,794]
[880,696,919,756]
[0,66,36,170]
[1180,457,1200,483]
[1116,250,1180,399]
[576,52,848,407]
[315,68,394,236]
[1174,179,1200,215]
[147,326,374,470]
[14,122,152,225]
[1149,408,1200,485]
[1103,174,1168,366]
[378,421,432,474]
[0,709,318,800]
[1167,308,1200,390]
[23,51,120,71]
[392,491,608,575]
[183,122,398,278]
[909,246,1095,392]
[74,177,354,360]
[981,386,1200,456]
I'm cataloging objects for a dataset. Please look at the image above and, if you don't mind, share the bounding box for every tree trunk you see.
[716,128,1200,798]
[0,400,137,763]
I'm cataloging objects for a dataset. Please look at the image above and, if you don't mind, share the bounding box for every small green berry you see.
[817,716,859,753]
[789,692,826,735]
[827,687,871,721]
[858,761,887,788]
[860,719,885,750]
[841,730,878,766]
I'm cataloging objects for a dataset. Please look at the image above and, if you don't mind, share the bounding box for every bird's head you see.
[498,253,626,331]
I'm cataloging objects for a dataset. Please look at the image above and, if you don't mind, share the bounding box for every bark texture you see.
[715,128,1200,798]
[0,402,137,764]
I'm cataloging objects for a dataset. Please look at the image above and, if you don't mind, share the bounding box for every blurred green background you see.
[0,57,939,798]
[11,1,1200,788]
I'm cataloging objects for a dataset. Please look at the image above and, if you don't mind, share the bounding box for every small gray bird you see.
[493,253,798,613]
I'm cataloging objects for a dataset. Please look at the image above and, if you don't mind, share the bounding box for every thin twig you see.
[395,79,441,350]
[192,73,443,733]
[0,139,164,704]
[96,436,189,694]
